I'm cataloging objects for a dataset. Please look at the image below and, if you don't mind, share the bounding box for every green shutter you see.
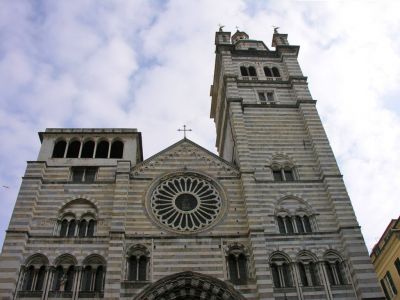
[395,258,400,277]
[380,279,390,300]
[386,271,397,295]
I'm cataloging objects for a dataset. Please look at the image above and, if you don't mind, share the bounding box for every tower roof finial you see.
[273,26,280,34]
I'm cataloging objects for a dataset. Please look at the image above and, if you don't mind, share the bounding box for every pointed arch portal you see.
[134,271,246,300]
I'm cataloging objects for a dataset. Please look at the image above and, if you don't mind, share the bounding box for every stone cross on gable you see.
[177,125,192,139]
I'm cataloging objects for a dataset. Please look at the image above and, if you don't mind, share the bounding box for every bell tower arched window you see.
[248,66,257,76]
[263,66,281,78]
[240,65,257,78]
[240,66,249,76]
[264,66,272,77]
[272,67,281,77]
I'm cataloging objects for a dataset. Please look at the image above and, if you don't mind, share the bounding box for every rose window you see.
[149,174,223,233]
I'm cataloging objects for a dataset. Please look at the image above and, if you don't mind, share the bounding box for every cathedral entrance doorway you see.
[134,271,246,300]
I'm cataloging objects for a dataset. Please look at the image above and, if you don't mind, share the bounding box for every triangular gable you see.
[132,138,239,177]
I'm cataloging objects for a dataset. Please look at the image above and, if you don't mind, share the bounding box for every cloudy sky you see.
[0,0,399,251]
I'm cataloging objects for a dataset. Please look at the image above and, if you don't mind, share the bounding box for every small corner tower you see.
[231,30,249,43]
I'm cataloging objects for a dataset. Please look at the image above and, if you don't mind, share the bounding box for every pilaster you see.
[9,161,46,231]
[298,102,341,177]
[0,231,28,298]
[104,160,130,299]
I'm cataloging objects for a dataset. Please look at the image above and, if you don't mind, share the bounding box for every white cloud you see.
[0,0,399,251]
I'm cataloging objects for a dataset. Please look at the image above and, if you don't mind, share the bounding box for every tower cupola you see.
[231,30,249,43]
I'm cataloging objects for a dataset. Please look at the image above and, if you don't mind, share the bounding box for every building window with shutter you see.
[395,258,400,277]
[382,271,398,299]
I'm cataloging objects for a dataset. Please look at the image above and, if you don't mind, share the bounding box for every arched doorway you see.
[134,271,246,300]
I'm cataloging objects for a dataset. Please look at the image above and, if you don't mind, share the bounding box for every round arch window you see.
[147,173,226,233]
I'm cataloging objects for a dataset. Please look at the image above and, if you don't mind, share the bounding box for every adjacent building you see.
[371,217,400,299]
[0,29,384,300]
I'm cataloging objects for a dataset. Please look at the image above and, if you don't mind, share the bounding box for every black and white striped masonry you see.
[0,30,384,300]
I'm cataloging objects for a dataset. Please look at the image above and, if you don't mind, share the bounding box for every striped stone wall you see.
[0,30,385,300]
[210,30,384,300]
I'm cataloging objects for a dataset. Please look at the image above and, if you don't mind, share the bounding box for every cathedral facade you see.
[0,29,384,300]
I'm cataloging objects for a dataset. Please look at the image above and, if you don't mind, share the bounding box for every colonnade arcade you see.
[17,254,105,299]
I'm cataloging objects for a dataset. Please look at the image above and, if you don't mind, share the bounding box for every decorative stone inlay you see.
[148,174,224,233]
[134,271,246,300]
[132,142,239,177]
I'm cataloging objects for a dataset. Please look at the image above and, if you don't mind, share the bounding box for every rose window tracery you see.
[148,174,223,233]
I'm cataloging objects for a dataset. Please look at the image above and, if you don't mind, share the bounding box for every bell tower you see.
[210,28,384,299]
